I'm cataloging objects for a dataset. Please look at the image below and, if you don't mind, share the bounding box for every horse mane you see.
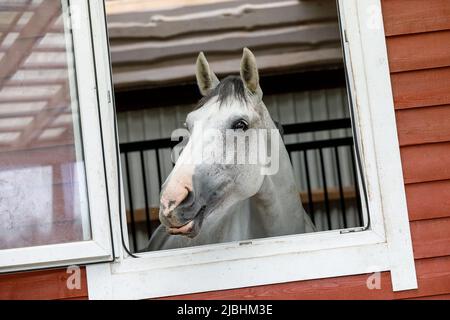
[196,75,249,109]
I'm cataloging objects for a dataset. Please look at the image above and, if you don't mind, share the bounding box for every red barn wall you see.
[1,0,449,300]
[0,268,88,300]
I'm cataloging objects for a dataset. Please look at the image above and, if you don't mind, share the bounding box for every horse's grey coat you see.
[147,49,315,251]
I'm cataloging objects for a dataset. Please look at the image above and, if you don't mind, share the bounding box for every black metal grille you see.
[120,118,363,252]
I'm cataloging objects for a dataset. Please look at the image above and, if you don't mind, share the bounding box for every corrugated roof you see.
[106,0,343,90]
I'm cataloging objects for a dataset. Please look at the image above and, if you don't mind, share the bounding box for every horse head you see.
[158,48,280,238]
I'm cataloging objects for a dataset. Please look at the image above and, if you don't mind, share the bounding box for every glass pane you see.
[106,0,366,252]
[0,0,91,249]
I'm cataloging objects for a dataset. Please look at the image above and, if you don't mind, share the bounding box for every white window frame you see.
[87,0,417,299]
[0,0,114,273]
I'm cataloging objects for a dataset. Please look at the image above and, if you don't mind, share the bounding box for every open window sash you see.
[0,0,115,273]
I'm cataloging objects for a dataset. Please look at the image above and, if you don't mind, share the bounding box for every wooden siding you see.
[405,180,450,221]
[382,0,450,36]
[0,267,88,300]
[386,0,450,301]
[160,257,450,300]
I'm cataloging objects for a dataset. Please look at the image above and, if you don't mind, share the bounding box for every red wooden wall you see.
[0,0,449,300]
[0,268,88,300]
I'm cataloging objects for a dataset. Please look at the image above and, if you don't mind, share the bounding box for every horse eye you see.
[232,120,249,131]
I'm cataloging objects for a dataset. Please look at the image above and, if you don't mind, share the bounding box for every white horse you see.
[147,48,315,251]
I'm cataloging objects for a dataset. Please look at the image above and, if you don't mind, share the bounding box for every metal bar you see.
[155,149,162,189]
[318,148,332,229]
[119,120,354,153]
[349,146,364,226]
[120,138,177,153]
[124,152,138,251]
[140,150,152,235]
[303,150,315,223]
[285,137,354,153]
[334,146,347,228]
[282,118,352,135]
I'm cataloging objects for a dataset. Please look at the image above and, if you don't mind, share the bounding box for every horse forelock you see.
[196,76,250,110]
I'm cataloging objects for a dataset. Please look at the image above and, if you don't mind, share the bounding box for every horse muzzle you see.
[159,204,206,238]
[158,162,215,238]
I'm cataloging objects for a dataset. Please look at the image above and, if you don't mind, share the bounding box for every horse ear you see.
[196,52,219,96]
[240,48,260,94]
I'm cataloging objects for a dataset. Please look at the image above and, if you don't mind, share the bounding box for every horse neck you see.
[247,107,307,237]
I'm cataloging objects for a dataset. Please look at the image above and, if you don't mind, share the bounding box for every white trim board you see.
[87,0,417,299]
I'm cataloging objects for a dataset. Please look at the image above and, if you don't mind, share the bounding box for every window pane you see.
[106,0,367,252]
[0,0,91,249]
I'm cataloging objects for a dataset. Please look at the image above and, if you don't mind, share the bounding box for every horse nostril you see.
[178,189,195,209]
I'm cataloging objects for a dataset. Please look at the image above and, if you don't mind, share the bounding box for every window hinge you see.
[107,90,112,104]
[344,29,349,43]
